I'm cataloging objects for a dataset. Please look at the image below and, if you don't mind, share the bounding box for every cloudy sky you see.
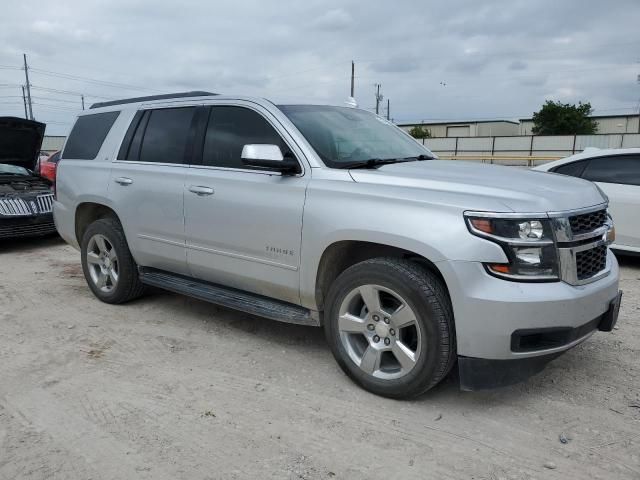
[1,0,639,135]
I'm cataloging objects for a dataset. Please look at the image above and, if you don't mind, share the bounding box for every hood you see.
[0,117,46,171]
[349,160,607,213]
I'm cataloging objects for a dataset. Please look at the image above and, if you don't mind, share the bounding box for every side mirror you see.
[241,144,299,174]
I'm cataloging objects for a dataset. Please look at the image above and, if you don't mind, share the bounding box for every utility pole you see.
[350,61,355,97]
[386,98,390,120]
[375,84,383,115]
[22,53,34,120]
[81,94,85,110]
[21,86,28,119]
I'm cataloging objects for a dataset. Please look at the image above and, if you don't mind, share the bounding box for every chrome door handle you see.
[188,185,214,196]
[114,177,133,186]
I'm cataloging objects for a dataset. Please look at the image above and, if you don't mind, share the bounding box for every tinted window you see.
[552,159,589,177]
[581,155,640,186]
[202,106,287,169]
[139,107,195,164]
[63,111,120,160]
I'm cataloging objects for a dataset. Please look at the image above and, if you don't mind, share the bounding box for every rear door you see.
[109,106,197,275]
[183,103,309,304]
[579,155,640,250]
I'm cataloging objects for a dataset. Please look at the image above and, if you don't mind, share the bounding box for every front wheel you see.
[324,258,455,398]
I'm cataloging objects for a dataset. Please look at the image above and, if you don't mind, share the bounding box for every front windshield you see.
[278,105,433,168]
[0,163,29,176]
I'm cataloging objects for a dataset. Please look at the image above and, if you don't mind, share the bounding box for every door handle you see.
[114,177,133,186]
[188,185,214,196]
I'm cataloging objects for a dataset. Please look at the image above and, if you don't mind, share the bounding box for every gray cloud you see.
[311,8,353,31]
[509,60,527,71]
[0,0,637,134]
[371,56,420,73]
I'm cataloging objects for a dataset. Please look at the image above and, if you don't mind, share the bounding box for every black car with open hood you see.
[0,117,57,239]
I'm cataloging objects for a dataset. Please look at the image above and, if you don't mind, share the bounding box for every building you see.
[519,114,640,135]
[399,113,640,138]
[398,119,519,138]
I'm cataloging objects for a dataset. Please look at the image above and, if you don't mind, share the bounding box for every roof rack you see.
[90,91,218,109]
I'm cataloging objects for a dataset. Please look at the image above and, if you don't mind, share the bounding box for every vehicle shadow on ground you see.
[139,288,328,350]
[0,234,63,254]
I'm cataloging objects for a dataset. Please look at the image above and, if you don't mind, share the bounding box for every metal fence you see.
[420,133,640,166]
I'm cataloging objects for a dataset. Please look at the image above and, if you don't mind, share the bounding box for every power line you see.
[30,85,116,100]
[29,67,163,93]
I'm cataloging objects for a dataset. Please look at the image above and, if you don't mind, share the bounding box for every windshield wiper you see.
[339,158,411,169]
[339,154,433,169]
[399,154,433,161]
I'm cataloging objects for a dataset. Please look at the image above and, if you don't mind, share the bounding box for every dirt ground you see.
[0,236,639,480]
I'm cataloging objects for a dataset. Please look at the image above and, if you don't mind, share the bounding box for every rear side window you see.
[552,159,588,178]
[202,106,287,169]
[120,107,195,164]
[581,155,640,186]
[63,111,120,159]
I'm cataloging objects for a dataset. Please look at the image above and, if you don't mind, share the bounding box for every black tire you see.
[80,217,145,304]
[324,257,456,399]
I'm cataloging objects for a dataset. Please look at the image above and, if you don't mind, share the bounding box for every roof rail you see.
[90,91,218,109]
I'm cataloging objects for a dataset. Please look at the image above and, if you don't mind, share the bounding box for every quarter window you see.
[581,155,640,186]
[63,111,120,160]
[202,106,287,169]
[138,107,196,164]
[552,159,589,178]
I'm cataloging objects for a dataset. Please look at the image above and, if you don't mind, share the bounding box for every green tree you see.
[531,100,598,135]
[408,125,432,139]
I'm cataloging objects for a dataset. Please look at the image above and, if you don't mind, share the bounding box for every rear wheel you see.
[81,217,144,304]
[324,257,455,398]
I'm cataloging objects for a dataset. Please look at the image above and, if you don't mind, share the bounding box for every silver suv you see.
[54,92,622,398]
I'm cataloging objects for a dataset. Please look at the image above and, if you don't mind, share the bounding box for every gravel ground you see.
[1,236,639,480]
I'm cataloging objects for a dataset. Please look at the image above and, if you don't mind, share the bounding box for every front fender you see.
[299,182,507,310]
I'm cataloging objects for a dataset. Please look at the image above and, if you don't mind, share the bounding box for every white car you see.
[534,148,640,255]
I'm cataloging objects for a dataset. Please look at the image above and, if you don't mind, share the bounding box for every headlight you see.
[465,214,559,281]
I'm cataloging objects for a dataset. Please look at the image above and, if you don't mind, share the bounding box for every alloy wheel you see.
[86,234,119,293]
[337,284,422,380]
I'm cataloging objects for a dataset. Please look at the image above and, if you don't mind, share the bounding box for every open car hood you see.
[0,117,46,171]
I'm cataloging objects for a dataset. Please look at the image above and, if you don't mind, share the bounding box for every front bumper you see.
[0,213,57,239]
[438,250,619,361]
[458,290,621,390]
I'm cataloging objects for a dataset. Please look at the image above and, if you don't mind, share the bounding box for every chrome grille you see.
[553,205,611,286]
[36,194,54,213]
[569,209,607,236]
[0,194,53,217]
[0,198,31,216]
[576,245,607,280]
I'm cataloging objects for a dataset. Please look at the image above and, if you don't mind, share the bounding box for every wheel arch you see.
[313,240,449,313]
[75,202,121,246]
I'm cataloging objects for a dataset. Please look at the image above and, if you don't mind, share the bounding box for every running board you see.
[139,268,319,326]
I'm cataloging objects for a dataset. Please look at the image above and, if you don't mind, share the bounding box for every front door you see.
[184,104,309,304]
[580,154,640,250]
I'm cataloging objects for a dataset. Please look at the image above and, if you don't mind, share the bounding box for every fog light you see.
[515,247,542,266]
[518,220,544,240]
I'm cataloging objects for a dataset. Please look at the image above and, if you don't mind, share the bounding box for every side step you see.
[139,268,319,327]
